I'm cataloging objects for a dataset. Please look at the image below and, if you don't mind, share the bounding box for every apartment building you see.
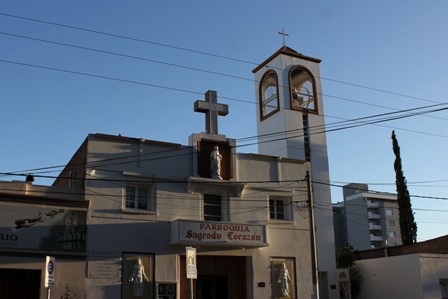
[333,183,402,251]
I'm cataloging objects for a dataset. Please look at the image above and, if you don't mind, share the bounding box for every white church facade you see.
[53,130,316,299]
[0,46,339,299]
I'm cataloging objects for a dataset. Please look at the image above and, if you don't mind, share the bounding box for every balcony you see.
[369,223,382,230]
[370,234,383,242]
[368,212,381,219]
[367,200,380,208]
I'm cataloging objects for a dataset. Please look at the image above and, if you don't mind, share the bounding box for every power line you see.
[0,12,253,66]
[238,102,448,153]
[3,56,447,148]
[4,166,448,205]
[313,179,448,201]
[1,173,444,232]
[0,171,306,186]
[330,178,448,188]
[0,11,443,108]
[4,15,448,197]
[0,53,448,158]
[3,29,448,126]
[2,99,447,180]
[2,32,448,151]
[0,59,205,98]
[330,201,448,214]
[0,31,254,83]
[1,101,444,183]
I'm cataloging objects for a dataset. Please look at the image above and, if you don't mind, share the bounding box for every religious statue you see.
[277,263,292,297]
[210,145,223,180]
[129,258,149,297]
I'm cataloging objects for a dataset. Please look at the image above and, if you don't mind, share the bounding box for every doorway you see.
[197,275,228,299]
[180,256,247,299]
[0,268,41,299]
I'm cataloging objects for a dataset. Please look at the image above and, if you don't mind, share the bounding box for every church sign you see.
[171,220,267,247]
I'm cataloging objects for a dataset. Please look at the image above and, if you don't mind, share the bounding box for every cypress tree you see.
[391,130,417,245]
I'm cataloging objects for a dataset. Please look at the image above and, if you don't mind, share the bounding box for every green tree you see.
[391,130,417,245]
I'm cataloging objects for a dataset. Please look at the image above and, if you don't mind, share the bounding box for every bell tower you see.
[253,46,324,162]
[253,46,338,298]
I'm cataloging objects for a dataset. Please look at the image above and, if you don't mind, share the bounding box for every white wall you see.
[357,254,422,299]
[419,254,448,299]
[355,254,448,299]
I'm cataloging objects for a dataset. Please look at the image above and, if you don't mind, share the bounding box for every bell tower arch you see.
[252,46,324,162]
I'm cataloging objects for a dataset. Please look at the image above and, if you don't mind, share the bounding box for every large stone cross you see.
[194,90,228,134]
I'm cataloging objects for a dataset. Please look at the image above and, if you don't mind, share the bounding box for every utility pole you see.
[306,171,320,299]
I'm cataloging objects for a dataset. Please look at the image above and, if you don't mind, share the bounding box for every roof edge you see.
[252,46,321,73]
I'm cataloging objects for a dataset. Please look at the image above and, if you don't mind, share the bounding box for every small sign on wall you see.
[186,246,197,279]
[88,258,120,278]
[158,283,176,299]
[45,256,55,288]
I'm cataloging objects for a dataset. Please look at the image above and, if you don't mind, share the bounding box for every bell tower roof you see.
[252,46,321,73]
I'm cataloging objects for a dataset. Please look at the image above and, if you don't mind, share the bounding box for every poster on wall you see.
[271,257,297,299]
[0,203,87,253]
[122,253,155,299]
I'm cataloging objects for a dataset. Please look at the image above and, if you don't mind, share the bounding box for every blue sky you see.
[1,1,447,242]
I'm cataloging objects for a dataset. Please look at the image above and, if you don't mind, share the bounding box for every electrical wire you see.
[3,96,446,180]
[312,179,448,201]
[1,12,445,245]
[3,29,448,126]
[0,11,444,107]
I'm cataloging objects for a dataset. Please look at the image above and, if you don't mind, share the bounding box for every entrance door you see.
[0,269,41,299]
[197,275,228,299]
[180,256,247,299]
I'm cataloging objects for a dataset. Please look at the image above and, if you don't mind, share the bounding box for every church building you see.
[0,45,339,299]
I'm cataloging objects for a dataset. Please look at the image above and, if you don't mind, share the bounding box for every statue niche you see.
[198,140,231,180]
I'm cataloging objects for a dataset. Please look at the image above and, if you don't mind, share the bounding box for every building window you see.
[259,70,280,120]
[289,66,317,112]
[388,219,396,226]
[125,185,155,211]
[269,197,292,220]
[388,231,396,238]
[385,209,394,216]
[204,194,222,221]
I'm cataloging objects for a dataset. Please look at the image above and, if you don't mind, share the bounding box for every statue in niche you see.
[210,145,223,180]
[129,258,149,297]
[277,262,292,297]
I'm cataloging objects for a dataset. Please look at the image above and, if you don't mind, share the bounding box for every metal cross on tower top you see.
[194,90,229,135]
[278,28,289,46]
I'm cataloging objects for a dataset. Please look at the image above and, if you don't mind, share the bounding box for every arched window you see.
[259,70,280,120]
[289,66,317,112]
